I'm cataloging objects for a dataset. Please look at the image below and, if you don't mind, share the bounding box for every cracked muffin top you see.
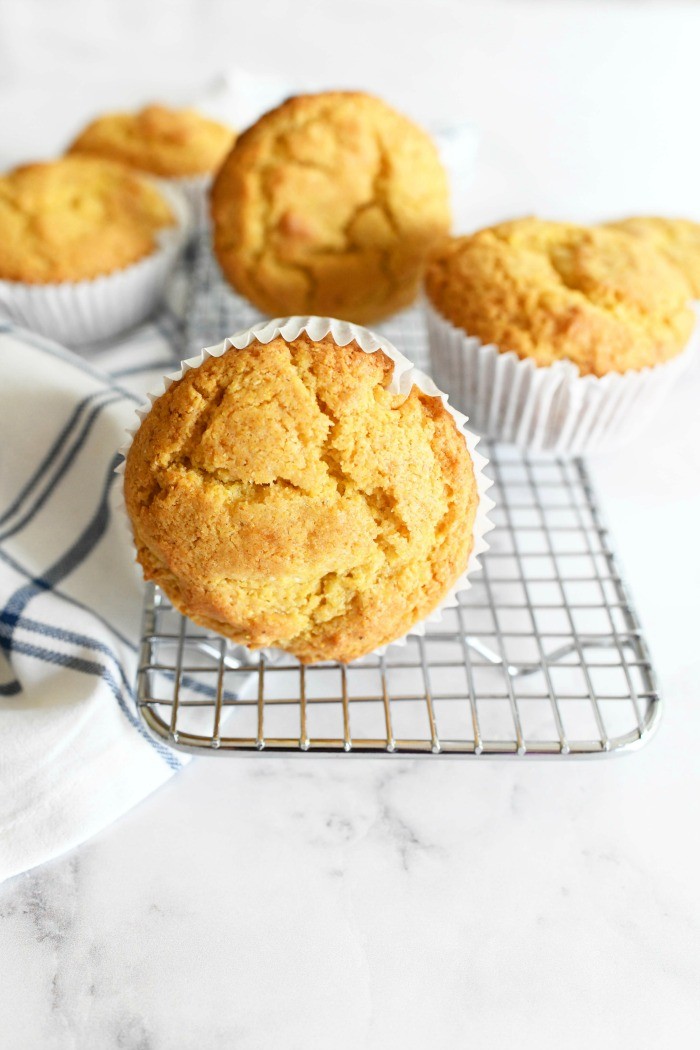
[124,332,478,664]
[68,104,236,178]
[0,155,175,283]
[425,217,694,376]
[604,216,700,298]
[210,92,451,324]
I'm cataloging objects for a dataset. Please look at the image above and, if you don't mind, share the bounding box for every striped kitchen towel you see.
[0,316,190,883]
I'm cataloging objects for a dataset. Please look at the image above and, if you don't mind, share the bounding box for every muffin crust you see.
[211,92,451,324]
[69,104,236,178]
[124,333,478,664]
[0,156,174,283]
[425,218,693,376]
[605,216,700,298]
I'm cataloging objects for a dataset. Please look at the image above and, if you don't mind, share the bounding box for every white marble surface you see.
[1,1,700,1047]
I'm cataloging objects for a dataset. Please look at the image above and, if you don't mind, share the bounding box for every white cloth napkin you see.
[0,70,477,883]
[0,318,194,883]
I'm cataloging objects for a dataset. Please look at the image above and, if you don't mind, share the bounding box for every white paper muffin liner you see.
[0,182,192,348]
[117,315,495,660]
[425,300,700,456]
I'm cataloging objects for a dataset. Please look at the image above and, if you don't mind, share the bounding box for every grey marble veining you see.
[2,750,700,1049]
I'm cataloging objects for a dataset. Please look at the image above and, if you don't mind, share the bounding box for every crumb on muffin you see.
[425,217,694,377]
[68,104,236,178]
[211,91,451,324]
[604,216,700,298]
[124,332,478,664]
[0,155,175,283]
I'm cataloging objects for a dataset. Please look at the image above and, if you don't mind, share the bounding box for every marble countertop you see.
[1,2,699,1047]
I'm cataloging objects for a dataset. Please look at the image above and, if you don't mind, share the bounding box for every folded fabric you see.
[0,321,190,883]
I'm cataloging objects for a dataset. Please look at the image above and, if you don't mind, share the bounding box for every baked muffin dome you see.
[425,217,694,377]
[210,92,451,324]
[68,104,236,178]
[124,330,478,664]
[604,216,700,298]
[0,155,175,283]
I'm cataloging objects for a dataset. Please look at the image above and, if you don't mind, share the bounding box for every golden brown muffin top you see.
[425,217,694,376]
[0,155,175,284]
[605,216,700,298]
[124,333,477,664]
[211,91,451,324]
[68,104,236,178]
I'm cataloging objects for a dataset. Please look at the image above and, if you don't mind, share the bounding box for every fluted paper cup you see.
[425,300,700,456]
[0,182,191,348]
[117,315,495,660]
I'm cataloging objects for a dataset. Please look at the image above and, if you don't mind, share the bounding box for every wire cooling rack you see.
[135,237,661,758]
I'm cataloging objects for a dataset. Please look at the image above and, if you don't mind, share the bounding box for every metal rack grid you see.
[135,237,662,758]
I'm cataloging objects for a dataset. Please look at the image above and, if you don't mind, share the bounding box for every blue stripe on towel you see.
[0,455,185,765]
[0,390,123,541]
[0,387,115,525]
[1,549,234,703]
[2,454,122,628]
[0,546,135,652]
[2,608,224,702]
[0,627,180,770]
[1,611,136,701]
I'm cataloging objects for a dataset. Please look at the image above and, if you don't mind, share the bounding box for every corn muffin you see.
[124,331,478,663]
[604,216,700,298]
[425,217,693,377]
[211,92,451,324]
[68,104,236,178]
[0,155,175,283]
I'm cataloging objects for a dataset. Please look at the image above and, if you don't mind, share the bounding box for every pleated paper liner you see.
[425,299,700,456]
